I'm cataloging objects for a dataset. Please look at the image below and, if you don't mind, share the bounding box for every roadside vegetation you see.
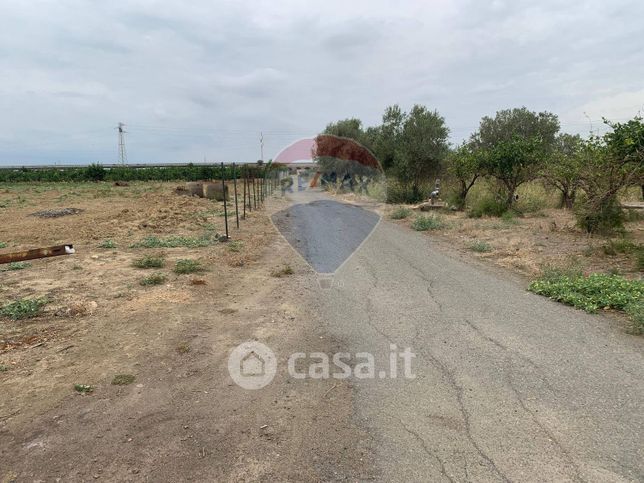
[321,107,643,332]
[0,163,282,183]
[529,270,643,334]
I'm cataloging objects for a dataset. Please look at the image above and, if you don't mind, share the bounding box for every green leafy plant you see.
[132,255,165,269]
[0,298,47,320]
[0,242,7,249]
[529,272,643,331]
[174,259,204,274]
[390,207,413,219]
[411,215,445,231]
[74,384,93,393]
[140,273,166,286]
[98,239,117,249]
[2,261,31,271]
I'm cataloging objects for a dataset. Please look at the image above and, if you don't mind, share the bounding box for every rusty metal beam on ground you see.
[0,244,75,265]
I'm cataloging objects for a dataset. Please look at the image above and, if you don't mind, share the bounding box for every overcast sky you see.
[1,0,643,165]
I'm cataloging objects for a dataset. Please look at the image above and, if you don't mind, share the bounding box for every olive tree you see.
[542,133,583,209]
[473,107,560,208]
[394,105,450,202]
[446,142,483,210]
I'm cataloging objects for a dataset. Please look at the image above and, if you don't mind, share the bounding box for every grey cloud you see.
[0,0,643,165]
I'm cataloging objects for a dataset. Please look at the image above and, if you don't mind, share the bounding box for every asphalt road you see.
[277,188,644,482]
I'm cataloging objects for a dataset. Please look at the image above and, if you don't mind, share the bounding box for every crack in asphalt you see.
[463,318,586,483]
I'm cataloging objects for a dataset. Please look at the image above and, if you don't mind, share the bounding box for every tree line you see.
[321,106,644,234]
[0,163,279,184]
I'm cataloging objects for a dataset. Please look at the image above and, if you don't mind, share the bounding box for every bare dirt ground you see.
[0,182,373,481]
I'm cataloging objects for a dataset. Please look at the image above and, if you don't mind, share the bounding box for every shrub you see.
[84,163,106,182]
[74,384,93,393]
[0,242,7,248]
[0,298,46,320]
[467,196,507,218]
[174,259,204,274]
[469,241,493,253]
[574,195,625,235]
[411,215,445,231]
[140,273,166,286]
[132,255,165,269]
[390,207,412,220]
[529,272,643,322]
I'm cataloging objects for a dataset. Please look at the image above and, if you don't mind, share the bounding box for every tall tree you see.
[474,107,560,207]
[542,133,583,209]
[394,105,450,202]
[447,142,483,210]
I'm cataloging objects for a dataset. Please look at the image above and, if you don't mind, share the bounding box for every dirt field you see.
[0,182,372,481]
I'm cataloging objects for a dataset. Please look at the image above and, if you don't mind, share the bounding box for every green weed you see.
[140,273,166,286]
[174,259,204,274]
[0,298,47,320]
[469,241,493,253]
[390,207,413,220]
[98,239,117,249]
[2,262,31,271]
[411,215,445,231]
[132,255,165,269]
[529,272,643,330]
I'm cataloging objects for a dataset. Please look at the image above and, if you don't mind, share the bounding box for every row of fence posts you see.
[219,162,281,239]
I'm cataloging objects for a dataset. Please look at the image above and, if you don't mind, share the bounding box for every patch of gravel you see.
[31,208,84,218]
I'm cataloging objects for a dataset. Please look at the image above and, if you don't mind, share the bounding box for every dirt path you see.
[0,184,373,481]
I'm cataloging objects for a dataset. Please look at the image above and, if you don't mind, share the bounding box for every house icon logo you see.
[228,341,277,390]
[241,350,265,376]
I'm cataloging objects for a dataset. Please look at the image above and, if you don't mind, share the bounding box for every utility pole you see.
[260,131,264,161]
[117,122,127,165]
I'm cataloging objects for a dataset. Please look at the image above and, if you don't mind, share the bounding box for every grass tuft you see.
[469,241,493,253]
[411,215,446,231]
[0,298,47,320]
[227,241,244,252]
[139,273,166,286]
[390,207,412,220]
[111,374,136,385]
[132,255,165,269]
[130,233,218,249]
[174,259,204,274]
[271,265,294,277]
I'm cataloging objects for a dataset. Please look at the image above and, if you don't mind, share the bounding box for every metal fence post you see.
[233,162,240,229]
[221,162,229,239]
